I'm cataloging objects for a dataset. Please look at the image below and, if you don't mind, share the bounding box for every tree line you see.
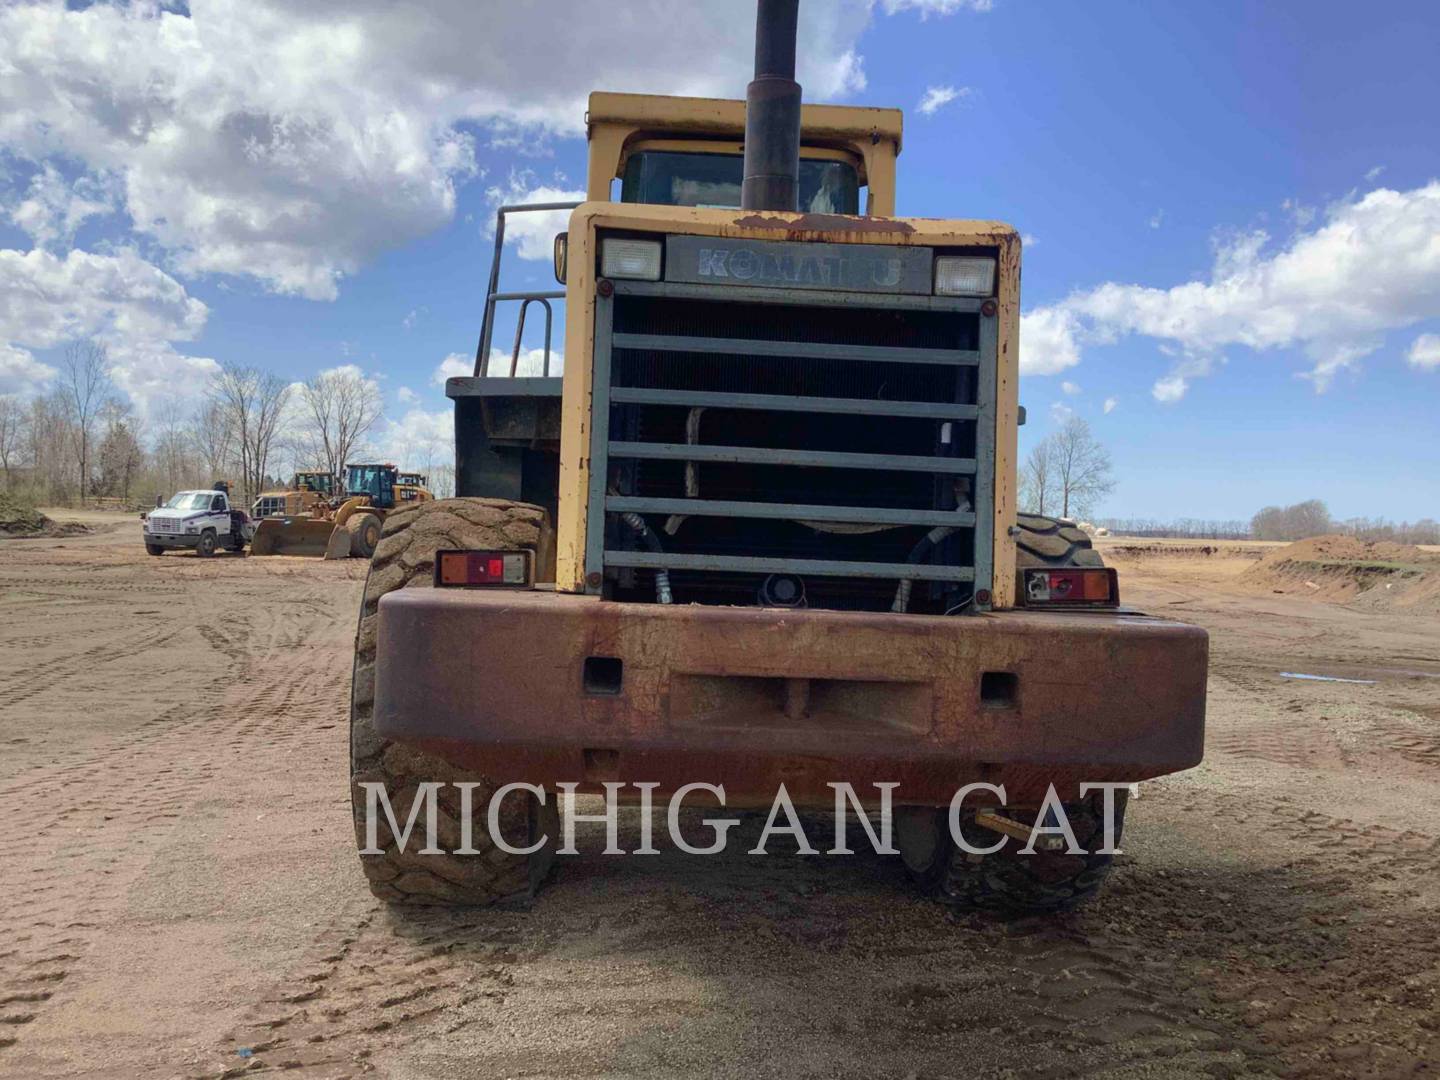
[0,341,455,509]
[1095,502,1439,545]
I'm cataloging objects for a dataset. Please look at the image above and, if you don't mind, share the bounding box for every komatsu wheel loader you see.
[348,0,1207,913]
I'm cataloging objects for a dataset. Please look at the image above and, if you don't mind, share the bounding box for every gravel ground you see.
[1,520,1437,1079]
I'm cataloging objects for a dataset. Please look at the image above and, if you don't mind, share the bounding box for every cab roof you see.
[587,92,903,154]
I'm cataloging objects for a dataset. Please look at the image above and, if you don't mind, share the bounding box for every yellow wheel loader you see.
[252,463,432,558]
[250,471,337,520]
[349,0,1208,913]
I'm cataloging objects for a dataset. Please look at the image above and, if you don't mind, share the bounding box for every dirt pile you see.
[0,493,91,538]
[1243,534,1440,611]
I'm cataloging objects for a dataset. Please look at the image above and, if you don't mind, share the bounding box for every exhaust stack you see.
[741,0,802,212]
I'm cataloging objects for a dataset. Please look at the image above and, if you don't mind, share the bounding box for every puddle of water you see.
[1280,671,1376,685]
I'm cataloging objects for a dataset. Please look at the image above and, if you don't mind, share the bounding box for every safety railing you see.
[474,202,580,378]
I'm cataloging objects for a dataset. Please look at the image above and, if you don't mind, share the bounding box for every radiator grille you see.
[587,276,996,613]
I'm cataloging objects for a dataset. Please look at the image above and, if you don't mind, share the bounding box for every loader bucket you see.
[250,517,340,557]
[323,518,361,560]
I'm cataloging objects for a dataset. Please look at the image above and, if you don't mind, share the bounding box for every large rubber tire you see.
[1013,513,1103,568]
[350,512,382,559]
[350,497,559,905]
[145,543,165,556]
[196,529,217,557]
[905,791,1128,914]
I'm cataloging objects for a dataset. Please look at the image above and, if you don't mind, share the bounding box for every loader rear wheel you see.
[1013,513,1103,568]
[350,512,382,559]
[350,497,558,905]
[902,791,1127,914]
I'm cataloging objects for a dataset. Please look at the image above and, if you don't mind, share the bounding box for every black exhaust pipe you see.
[741,0,802,212]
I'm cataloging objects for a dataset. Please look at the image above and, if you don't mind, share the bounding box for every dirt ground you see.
[2,518,1438,1079]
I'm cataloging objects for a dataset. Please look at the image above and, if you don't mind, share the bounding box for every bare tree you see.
[0,395,27,483]
[1020,438,1055,516]
[209,363,292,502]
[1251,499,1331,541]
[1050,417,1114,519]
[189,400,234,485]
[301,368,383,480]
[58,340,114,501]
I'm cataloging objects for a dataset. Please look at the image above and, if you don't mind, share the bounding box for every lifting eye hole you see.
[980,671,1018,708]
[583,656,624,695]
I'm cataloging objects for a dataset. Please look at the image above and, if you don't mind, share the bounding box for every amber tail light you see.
[434,550,532,588]
[1020,567,1119,607]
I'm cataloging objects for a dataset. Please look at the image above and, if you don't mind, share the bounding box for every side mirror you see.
[553,232,568,285]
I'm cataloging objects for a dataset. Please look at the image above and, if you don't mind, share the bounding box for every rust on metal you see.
[731,211,917,237]
[374,590,1208,806]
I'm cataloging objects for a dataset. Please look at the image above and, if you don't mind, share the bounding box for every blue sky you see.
[2,0,1437,519]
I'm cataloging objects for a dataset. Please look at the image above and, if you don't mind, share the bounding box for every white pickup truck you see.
[142,489,255,556]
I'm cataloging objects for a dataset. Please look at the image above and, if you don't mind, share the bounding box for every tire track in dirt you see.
[0,582,349,1068]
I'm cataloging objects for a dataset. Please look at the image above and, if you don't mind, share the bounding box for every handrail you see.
[475,202,581,377]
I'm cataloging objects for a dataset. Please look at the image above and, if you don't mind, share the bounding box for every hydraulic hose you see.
[620,511,673,605]
[891,526,959,614]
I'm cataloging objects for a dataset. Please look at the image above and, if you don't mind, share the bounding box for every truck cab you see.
[143,489,253,556]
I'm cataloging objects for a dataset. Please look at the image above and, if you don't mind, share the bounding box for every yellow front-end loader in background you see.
[251,463,432,558]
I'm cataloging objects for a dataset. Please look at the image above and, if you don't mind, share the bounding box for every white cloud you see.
[1060,380,1080,396]
[0,1,890,299]
[1019,306,1083,375]
[883,0,994,15]
[375,406,452,476]
[1151,374,1186,403]
[917,85,970,116]
[0,342,56,396]
[432,352,472,386]
[1049,401,1074,424]
[396,385,418,403]
[1021,233,1038,247]
[107,344,222,422]
[484,172,586,261]
[1365,165,1385,182]
[0,247,207,350]
[1021,181,1440,394]
[6,164,116,250]
[1407,332,1440,371]
[1148,209,1165,229]
[1102,396,1117,414]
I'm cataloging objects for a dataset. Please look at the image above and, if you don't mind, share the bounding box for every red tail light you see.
[1021,567,1118,607]
[434,550,531,588]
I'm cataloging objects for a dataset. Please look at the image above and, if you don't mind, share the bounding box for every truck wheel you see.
[1013,513,1103,568]
[196,529,217,557]
[350,498,557,905]
[350,512,383,559]
[902,791,1127,914]
[146,543,165,556]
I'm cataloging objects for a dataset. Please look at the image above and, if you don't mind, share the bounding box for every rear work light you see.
[934,256,996,297]
[600,238,662,281]
[1021,567,1119,607]
[434,550,532,588]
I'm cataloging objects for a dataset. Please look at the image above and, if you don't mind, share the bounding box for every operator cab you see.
[344,464,396,510]
[620,142,860,213]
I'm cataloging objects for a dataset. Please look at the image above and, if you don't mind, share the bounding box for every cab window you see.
[621,151,859,214]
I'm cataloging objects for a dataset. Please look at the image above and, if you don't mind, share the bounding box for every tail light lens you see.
[1021,567,1118,607]
[435,550,532,588]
